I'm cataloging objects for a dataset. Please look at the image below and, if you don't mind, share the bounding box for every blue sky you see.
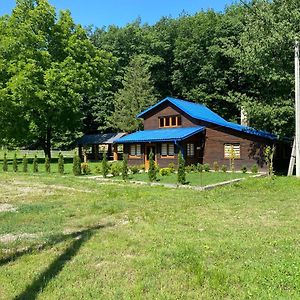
[0,0,236,28]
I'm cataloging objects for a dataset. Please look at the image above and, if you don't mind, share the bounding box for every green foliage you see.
[45,156,51,173]
[197,163,203,173]
[33,155,38,173]
[203,164,210,172]
[148,151,157,182]
[229,146,235,172]
[213,161,219,172]
[177,151,186,184]
[251,164,258,174]
[122,158,129,181]
[241,165,248,174]
[12,153,18,172]
[58,152,64,174]
[22,154,28,173]
[81,162,91,175]
[160,168,171,176]
[101,151,109,178]
[221,165,227,173]
[264,145,276,176]
[2,152,8,172]
[111,162,122,177]
[168,162,175,173]
[72,153,81,176]
[130,165,139,175]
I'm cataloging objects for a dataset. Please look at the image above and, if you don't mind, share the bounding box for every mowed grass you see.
[0,173,300,299]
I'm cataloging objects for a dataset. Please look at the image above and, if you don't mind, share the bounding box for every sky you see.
[0,0,236,28]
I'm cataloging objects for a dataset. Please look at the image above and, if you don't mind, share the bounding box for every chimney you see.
[241,106,249,126]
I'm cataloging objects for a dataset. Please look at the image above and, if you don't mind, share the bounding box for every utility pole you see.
[295,40,300,177]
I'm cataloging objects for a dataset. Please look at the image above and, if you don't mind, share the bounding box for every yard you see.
[1,172,300,299]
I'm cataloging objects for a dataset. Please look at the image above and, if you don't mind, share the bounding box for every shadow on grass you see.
[5,223,112,300]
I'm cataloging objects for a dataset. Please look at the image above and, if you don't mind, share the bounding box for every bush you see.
[251,164,258,174]
[101,151,109,178]
[130,165,139,174]
[33,155,38,173]
[203,163,210,172]
[111,162,122,177]
[177,151,186,184]
[58,152,64,174]
[160,168,171,176]
[81,162,91,175]
[148,151,157,182]
[197,163,203,173]
[12,153,18,172]
[221,165,227,173]
[22,154,28,173]
[139,164,145,171]
[213,161,219,172]
[2,152,8,172]
[168,162,175,173]
[72,153,81,176]
[241,165,248,173]
[122,158,129,180]
[44,156,51,173]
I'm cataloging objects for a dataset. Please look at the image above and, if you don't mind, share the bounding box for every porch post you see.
[113,144,118,161]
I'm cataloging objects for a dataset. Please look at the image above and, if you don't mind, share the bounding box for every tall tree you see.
[109,55,157,132]
[0,0,114,157]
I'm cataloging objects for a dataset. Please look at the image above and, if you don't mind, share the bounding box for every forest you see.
[0,0,298,156]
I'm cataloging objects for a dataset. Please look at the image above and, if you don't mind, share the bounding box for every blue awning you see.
[115,127,205,144]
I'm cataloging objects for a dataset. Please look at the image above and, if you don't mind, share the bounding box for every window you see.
[130,144,141,156]
[159,115,182,128]
[187,143,195,157]
[161,143,175,157]
[224,143,241,159]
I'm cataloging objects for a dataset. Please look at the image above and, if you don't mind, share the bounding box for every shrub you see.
[264,145,275,176]
[251,164,258,174]
[229,145,235,172]
[58,152,64,174]
[111,162,122,177]
[12,153,18,172]
[130,165,139,174]
[177,151,186,184]
[95,164,102,174]
[168,162,175,173]
[101,151,109,178]
[185,165,193,173]
[203,163,210,172]
[160,168,171,176]
[148,151,157,182]
[81,162,91,175]
[197,163,203,173]
[33,155,38,173]
[72,153,81,176]
[221,165,227,173]
[139,164,145,171]
[2,152,8,172]
[45,156,51,173]
[22,154,28,173]
[122,158,129,181]
[213,161,219,172]
[241,165,248,173]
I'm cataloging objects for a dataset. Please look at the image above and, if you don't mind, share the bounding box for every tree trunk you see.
[43,126,52,159]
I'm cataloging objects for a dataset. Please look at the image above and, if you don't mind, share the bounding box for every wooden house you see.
[115,97,282,171]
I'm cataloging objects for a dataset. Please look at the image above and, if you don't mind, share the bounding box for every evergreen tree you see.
[109,55,157,132]
[101,151,109,178]
[22,154,28,173]
[122,157,129,181]
[12,153,18,172]
[148,151,157,182]
[45,155,51,173]
[3,152,8,172]
[58,152,64,174]
[73,152,81,176]
[177,151,186,185]
[33,154,38,173]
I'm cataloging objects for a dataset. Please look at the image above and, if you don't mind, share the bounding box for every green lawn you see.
[0,173,300,299]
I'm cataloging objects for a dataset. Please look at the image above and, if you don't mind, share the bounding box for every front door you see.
[145,145,156,170]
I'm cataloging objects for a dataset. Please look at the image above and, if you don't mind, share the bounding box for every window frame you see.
[160,143,175,158]
[158,115,182,128]
[224,143,241,159]
[129,144,142,158]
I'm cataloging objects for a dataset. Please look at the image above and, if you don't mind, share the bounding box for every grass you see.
[0,172,300,299]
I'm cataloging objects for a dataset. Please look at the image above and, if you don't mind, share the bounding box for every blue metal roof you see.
[115,127,205,143]
[137,97,277,140]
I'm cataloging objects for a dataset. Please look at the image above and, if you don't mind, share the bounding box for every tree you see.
[58,152,64,174]
[33,155,38,173]
[101,151,109,178]
[45,155,51,173]
[22,154,28,173]
[12,153,18,172]
[73,152,81,176]
[177,151,186,184]
[109,55,157,132]
[122,157,129,181]
[2,152,8,172]
[148,151,157,182]
[0,0,114,158]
